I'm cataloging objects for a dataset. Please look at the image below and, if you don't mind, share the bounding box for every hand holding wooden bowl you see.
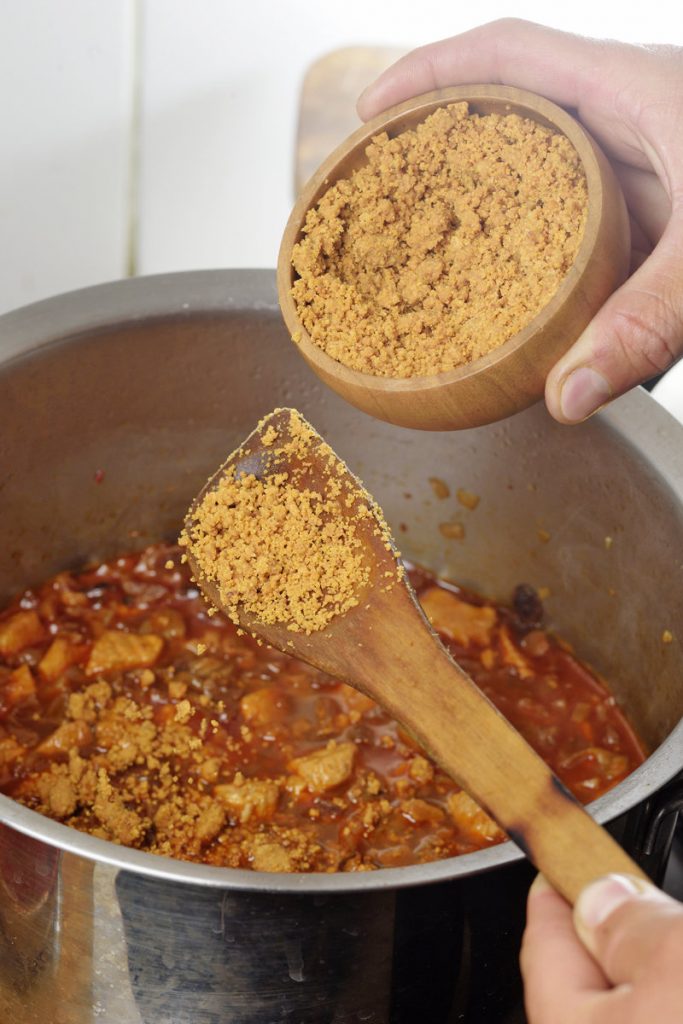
[277,85,630,431]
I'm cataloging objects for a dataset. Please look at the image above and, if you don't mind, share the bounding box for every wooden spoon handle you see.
[372,629,648,904]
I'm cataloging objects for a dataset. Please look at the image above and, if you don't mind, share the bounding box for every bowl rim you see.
[1,269,682,894]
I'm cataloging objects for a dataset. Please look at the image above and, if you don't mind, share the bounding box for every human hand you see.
[357,20,683,424]
[520,872,683,1023]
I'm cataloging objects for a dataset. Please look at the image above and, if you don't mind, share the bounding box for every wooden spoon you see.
[277,84,631,430]
[184,408,646,901]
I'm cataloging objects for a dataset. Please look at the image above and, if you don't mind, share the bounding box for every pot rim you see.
[1,269,682,893]
[1,742,681,893]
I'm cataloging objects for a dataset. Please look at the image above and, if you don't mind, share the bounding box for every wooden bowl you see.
[277,85,631,431]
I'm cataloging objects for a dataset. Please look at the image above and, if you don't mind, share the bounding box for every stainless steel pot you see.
[1,269,682,1024]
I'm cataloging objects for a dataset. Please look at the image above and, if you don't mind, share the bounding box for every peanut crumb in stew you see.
[0,544,645,872]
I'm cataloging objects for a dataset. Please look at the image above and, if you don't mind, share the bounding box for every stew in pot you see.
[0,543,645,872]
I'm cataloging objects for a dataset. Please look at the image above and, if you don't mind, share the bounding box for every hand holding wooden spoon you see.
[182,407,646,903]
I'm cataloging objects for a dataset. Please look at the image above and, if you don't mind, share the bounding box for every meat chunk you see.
[139,608,186,640]
[408,755,434,785]
[4,664,36,705]
[338,684,376,716]
[251,842,294,873]
[195,803,226,845]
[240,687,289,727]
[0,735,26,765]
[37,720,92,757]
[45,775,78,819]
[447,791,504,843]
[214,776,280,823]
[498,624,534,679]
[289,741,356,793]
[86,630,163,676]
[401,798,445,826]
[419,588,496,647]
[0,611,44,656]
[199,758,221,783]
[560,747,629,782]
[39,637,87,681]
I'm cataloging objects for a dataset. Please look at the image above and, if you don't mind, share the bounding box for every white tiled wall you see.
[1,1,682,315]
[0,1,135,314]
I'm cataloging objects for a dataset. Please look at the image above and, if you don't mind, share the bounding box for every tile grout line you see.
[125,0,143,279]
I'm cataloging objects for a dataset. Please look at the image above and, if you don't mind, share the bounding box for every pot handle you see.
[621,775,683,886]
[643,781,683,857]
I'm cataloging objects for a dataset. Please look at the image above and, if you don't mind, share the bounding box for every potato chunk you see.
[289,741,356,793]
[420,588,496,647]
[0,611,44,656]
[214,777,280,823]
[86,630,163,676]
[447,790,504,843]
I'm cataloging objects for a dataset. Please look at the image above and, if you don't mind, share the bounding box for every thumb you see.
[546,215,683,423]
[574,872,683,987]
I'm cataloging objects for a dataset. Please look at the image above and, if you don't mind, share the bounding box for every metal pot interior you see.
[1,268,682,892]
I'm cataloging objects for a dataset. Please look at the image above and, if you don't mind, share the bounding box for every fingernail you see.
[575,874,644,930]
[356,85,376,118]
[559,367,612,422]
[529,873,552,896]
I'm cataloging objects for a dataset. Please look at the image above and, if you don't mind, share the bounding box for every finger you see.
[628,221,652,270]
[574,873,683,989]
[612,161,671,247]
[358,20,591,116]
[521,874,609,1024]
[545,212,683,422]
[357,19,649,166]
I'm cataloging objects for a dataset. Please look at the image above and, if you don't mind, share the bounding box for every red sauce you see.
[0,544,645,872]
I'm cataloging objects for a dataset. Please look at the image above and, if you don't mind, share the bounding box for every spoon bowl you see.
[277,85,631,430]
[184,408,646,902]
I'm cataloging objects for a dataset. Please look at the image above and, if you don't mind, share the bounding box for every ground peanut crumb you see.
[175,699,193,724]
[456,488,480,511]
[291,102,587,378]
[182,409,400,634]
[439,521,465,541]
[261,426,279,447]
[662,630,673,644]
[428,477,450,500]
